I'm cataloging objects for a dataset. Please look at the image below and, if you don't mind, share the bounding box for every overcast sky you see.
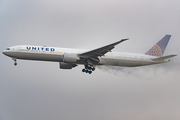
[0,0,180,120]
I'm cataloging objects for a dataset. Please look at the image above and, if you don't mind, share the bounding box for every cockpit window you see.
[6,48,10,50]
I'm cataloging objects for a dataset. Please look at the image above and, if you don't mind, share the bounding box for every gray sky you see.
[0,0,180,120]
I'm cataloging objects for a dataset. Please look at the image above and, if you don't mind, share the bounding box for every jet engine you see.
[59,62,77,69]
[63,53,79,63]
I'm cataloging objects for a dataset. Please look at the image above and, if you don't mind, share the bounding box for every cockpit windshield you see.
[5,48,10,50]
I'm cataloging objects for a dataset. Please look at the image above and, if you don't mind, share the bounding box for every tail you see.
[145,35,171,57]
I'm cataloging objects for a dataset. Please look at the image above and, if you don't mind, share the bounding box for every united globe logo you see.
[145,44,162,57]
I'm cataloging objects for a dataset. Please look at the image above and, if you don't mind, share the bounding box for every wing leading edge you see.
[78,38,129,59]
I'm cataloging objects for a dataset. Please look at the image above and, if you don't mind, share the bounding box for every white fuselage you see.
[2,45,168,67]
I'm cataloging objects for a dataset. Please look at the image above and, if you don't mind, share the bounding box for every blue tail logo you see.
[145,35,171,57]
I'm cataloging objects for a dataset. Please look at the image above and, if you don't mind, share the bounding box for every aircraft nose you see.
[2,50,7,55]
[2,51,5,55]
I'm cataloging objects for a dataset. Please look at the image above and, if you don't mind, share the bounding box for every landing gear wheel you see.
[14,62,17,66]
[82,64,95,74]
[92,67,95,71]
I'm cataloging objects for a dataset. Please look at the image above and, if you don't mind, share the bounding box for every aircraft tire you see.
[14,62,17,66]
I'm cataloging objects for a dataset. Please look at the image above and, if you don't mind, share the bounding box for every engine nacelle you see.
[59,62,77,69]
[63,53,79,63]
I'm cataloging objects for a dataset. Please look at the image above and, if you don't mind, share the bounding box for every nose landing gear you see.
[12,58,17,66]
[82,65,95,74]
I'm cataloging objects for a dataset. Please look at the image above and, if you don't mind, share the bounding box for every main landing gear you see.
[82,65,95,74]
[12,58,17,66]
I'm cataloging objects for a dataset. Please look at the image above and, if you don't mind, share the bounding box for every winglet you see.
[145,35,171,57]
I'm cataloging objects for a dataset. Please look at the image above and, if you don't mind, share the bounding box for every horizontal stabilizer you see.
[151,55,177,61]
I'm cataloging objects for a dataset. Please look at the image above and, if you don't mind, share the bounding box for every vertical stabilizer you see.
[145,35,171,57]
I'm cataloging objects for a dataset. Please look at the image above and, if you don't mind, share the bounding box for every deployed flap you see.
[151,55,177,61]
[78,39,128,58]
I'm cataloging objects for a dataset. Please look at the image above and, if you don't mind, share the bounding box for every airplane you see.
[2,35,177,74]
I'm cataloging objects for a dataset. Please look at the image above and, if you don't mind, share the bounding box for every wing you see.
[78,38,128,60]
